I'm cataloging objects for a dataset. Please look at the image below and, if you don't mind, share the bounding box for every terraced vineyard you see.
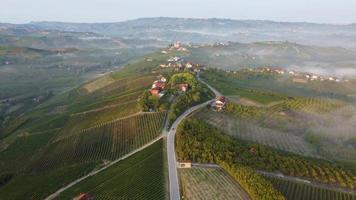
[30,112,166,172]
[266,176,356,200]
[180,166,251,200]
[55,139,166,200]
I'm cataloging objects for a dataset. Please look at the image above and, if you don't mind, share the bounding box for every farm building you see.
[73,193,94,200]
[178,162,192,168]
[213,96,226,111]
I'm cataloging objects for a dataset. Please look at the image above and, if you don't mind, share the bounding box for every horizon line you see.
[1,16,355,26]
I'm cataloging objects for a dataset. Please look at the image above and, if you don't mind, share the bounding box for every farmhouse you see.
[150,76,167,97]
[73,193,94,200]
[213,96,226,111]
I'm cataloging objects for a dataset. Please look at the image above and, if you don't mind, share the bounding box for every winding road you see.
[167,75,220,200]
[167,100,213,200]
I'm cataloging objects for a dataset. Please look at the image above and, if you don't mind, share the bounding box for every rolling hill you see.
[185,42,356,78]
[4,18,355,49]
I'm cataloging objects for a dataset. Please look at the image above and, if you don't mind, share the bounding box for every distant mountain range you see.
[1,17,356,49]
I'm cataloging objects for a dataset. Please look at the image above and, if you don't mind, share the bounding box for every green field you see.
[180,166,250,200]
[266,176,356,200]
[55,139,166,200]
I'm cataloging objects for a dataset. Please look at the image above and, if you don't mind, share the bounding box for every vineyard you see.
[265,176,356,200]
[55,139,166,200]
[195,108,317,157]
[59,100,140,136]
[272,97,346,115]
[176,117,356,190]
[180,166,250,200]
[30,112,166,172]
[0,50,174,200]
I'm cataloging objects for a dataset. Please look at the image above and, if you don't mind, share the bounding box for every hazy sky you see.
[1,0,356,24]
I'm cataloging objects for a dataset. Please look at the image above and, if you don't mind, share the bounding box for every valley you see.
[0,19,355,200]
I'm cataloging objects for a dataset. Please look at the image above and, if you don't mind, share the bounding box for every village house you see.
[213,96,226,111]
[152,80,165,89]
[150,76,167,98]
[185,62,193,69]
[173,41,181,49]
[73,193,94,200]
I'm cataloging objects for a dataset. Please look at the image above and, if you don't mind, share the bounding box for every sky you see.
[1,0,356,24]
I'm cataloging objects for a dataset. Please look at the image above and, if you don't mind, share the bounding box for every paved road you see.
[258,170,356,195]
[167,76,220,200]
[44,135,164,200]
[167,100,213,200]
[197,75,222,97]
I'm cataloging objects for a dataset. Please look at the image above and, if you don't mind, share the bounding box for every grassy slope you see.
[55,139,166,200]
